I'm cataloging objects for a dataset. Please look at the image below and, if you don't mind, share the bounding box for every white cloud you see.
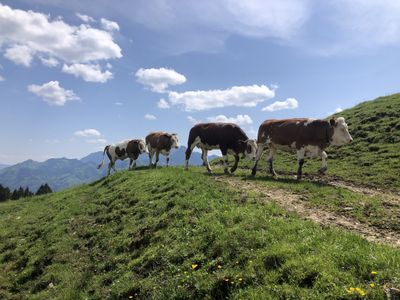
[62,63,113,83]
[327,107,344,116]
[39,56,59,67]
[261,98,298,112]
[74,129,101,138]
[86,138,107,144]
[207,114,253,125]
[169,84,275,111]
[0,4,122,68]
[157,98,170,109]
[75,13,94,23]
[0,75,4,82]
[329,0,400,49]
[187,116,200,124]
[120,0,311,52]
[144,113,157,120]
[334,107,343,113]
[115,101,123,106]
[4,45,34,66]
[100,18,120,31]
[135,67,186,93]
[28,81,79,106]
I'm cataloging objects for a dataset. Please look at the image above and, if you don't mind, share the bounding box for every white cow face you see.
[330,117,353,146]
[171,134,179,149]
[138,140,147,153]
[243,139,258,161]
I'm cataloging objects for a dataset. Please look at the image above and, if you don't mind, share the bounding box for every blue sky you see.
[1,0,400,164]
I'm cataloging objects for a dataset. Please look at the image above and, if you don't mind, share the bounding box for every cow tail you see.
[97,145,110,169]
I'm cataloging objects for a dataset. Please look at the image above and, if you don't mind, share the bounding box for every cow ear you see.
[330,118,336,127]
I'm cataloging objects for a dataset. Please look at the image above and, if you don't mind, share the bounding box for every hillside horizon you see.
[0,146,219,192]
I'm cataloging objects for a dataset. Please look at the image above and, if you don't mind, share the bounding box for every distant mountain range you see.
[0,147,218,192]
[0,164,9,170]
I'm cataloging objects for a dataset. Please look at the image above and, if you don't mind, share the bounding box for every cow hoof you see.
[318,167,327,174]
[224,169,230,175]
[251,169,257,176]
[230,168,237,173]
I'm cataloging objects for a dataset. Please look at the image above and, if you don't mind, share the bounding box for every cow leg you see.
[230,154,239,173]
[202,149,212,173]
[154,151,159,167]
[148,151,153,167]
[129,158,137,170]
[128,158,133,170]
[166,152,170,167]
[267,148,277,177]
[107,162,112,176]
[184,148,192,171]
[108,159,116,175]
[296,148,305,180]
[185,137,200,171]
[319,151,328,174]
[201,149,206,166]
[220,148,230,174]
[251,143,265,176]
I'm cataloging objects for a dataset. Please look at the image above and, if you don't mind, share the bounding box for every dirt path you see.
[304,174,400,202]
[215,176,400,248]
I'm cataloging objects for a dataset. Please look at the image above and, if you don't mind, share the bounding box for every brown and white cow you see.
[97,139,147,175]
[185,123,257,174]
[145,132,179,167]
[251,117,353,179]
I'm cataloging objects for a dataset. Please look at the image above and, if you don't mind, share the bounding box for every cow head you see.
[138,139,147,154]
[170,133,179,149]
[239,139,258,161]
[330,117,353,146]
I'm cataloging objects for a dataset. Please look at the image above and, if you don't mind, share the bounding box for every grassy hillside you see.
[1,167,399,299]
[234,93,400,191]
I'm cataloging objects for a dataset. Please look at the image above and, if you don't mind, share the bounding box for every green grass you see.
[225,93,400,192]
[231,167,400,233]
[1,167,399,299]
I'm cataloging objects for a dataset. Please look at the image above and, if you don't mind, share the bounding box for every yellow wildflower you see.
[370,283,375,288]
[129,296,133,299]
[191,264,198,270]
[371,271,378,275]
[238,278,243,281]
[217,265,222,269]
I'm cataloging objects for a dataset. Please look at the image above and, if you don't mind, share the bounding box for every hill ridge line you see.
[216,176,400,247]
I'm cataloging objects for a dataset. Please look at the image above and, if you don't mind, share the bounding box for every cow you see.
[185,123,258,174]
[251,117,353,179]
[145,132,179,167]
[97,139,146,175]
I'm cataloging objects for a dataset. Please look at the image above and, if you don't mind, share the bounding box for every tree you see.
[0,184,11,201]
[36,183,53,195]
[11,189,20,200]
[24,187,33,197]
